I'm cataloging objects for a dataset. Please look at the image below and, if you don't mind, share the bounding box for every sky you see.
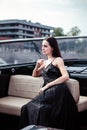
[0,0,87,36]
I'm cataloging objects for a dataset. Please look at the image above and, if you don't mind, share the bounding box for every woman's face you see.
[42,40,53,56]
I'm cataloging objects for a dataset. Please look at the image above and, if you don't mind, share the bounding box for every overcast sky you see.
[0,0,87,35]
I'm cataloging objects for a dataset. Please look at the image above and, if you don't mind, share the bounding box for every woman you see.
[20,37,79,130]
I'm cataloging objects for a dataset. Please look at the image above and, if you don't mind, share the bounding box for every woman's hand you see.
[39,87,45,94]
[36,59,44,71]
[32,59,44,77]
[39,84,49,94]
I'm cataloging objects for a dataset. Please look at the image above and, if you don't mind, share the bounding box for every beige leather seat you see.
[0,75,87,116]
[65,79,87,112]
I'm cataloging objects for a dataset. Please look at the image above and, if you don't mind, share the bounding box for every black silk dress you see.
[20,63,79,130]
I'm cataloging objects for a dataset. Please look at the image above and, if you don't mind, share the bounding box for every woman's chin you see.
[42,52,46,55]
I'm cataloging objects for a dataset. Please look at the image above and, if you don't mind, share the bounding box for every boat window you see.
[0,39,45,66]
[57,37,87,60]
[0,36,87,67]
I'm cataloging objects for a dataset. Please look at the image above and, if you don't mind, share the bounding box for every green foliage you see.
[53,26,81,36]
[66,26,81,36]
[53,27,65,36]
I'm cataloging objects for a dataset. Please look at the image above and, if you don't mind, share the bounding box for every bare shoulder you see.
[54,57,64,67]
[55,57,64,63]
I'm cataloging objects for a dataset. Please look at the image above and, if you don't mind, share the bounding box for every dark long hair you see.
[45,36,61,57]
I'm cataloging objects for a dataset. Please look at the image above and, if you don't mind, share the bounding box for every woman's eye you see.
[43,45,48,47]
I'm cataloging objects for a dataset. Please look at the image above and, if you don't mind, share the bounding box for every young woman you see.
[20,37,79,130]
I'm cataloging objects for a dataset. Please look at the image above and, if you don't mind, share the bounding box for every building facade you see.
[0,19,54,39]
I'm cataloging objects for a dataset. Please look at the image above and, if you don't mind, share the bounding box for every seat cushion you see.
[0,96,31,116]
[77,96,87,112]
[65,78,80,103]
[8,75,44,99]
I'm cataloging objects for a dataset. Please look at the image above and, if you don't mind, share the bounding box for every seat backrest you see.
[8,75,80,103]
[8,75,44,99]
[65,78,80,103]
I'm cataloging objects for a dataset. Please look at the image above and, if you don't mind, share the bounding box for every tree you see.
[66,26,81,36]
[53,27,65,36]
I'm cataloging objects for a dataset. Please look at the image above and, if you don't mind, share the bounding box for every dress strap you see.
[51,58,56,63]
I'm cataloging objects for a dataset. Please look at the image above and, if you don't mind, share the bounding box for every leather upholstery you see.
[0,75,87,115]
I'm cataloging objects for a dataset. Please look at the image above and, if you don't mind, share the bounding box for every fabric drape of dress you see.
[19,63,79,130]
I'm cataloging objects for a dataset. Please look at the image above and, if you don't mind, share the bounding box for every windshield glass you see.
[58,37,87,60]
[0,36,87,66]
[0,40,43,65]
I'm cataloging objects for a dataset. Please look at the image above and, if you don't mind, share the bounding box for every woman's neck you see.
[47,55,53,59]
[47,56,55,62]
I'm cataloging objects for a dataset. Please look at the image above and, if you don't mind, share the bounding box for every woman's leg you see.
[19,105,29,129]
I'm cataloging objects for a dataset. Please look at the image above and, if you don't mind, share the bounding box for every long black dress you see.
[19,63,79,130]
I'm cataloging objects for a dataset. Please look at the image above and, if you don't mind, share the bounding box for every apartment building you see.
[0,19,54,39]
